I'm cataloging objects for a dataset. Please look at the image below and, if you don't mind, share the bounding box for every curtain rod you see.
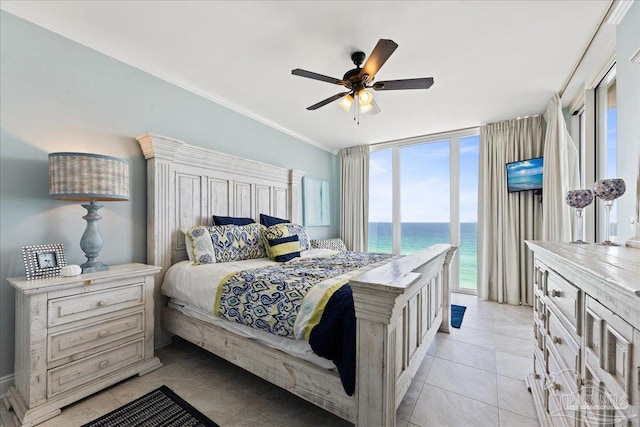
[559,0,616,98]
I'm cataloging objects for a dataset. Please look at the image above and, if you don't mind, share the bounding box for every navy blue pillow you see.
[260,214,290,227]
[212,215,255,226]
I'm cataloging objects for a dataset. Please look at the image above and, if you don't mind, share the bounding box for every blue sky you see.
[369,135,480,223]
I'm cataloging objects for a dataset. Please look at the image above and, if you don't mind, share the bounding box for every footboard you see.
[351,244,457,426]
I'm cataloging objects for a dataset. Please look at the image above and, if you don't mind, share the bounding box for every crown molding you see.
[0,4,335,154]
[605,0,634,25]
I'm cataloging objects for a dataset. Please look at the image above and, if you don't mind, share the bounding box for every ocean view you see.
[368,222,477,289]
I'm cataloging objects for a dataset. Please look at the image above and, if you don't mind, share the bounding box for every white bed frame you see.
[137,133,457,426]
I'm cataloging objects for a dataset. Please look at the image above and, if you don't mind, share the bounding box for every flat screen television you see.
[506,157,544,193]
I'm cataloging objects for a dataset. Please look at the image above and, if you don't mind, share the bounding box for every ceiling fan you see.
[292,39,434,118]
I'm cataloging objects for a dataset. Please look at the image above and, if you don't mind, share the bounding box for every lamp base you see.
[80,201,108,273]
[81,261,108,273]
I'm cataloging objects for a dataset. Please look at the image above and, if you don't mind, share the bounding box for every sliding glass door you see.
[368,129,479,294]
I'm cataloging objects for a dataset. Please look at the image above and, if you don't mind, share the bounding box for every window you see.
[400,140,450,254]
[459,135,480,290]
[596,66,618,241]
[368,149,393,253]
[369,129,479,293]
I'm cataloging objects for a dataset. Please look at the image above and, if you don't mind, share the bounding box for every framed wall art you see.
[21,243,67,280]
[303,177,330,226]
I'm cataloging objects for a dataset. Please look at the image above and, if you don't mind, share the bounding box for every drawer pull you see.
[98,330,109,338]
[550,289,561,297]
[99,361,109,369]
[551,381,561,391]
[97,300,108,307]
[552,336,561,344]
[538,312,545,321]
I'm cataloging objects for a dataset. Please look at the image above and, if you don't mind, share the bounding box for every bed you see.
[137,133,457,426]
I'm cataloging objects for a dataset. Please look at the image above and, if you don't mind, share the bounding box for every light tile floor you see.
[1,293,538,427]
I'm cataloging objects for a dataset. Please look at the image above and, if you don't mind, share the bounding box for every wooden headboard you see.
[137,133,304,346]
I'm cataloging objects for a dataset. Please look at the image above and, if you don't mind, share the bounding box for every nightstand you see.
[4,263,162,427]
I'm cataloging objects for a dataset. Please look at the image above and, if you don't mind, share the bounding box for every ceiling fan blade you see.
[359,39,398,81]
[307,92,350,110]
[292,69,347,86]
[373,77,434,91]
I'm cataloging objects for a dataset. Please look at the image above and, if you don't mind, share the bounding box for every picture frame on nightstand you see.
[21,243,67,280]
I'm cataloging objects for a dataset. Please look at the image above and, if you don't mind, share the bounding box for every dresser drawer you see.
[48,312,144,365]
[532,349,548,411]
[48,283,144,327]
[585,297,634,403]
[546,270,580,335]
[47,339,144,398]
[547,308,580,374]
[534,291,546,331]
[547,349,579,424]
[534,261,547,295]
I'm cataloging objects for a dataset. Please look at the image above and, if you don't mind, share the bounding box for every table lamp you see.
[49,152,129,272]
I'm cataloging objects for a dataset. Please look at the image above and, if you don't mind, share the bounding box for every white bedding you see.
[161,249,340,369]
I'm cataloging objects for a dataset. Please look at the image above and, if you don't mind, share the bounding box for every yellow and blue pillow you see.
[267,235,301,262]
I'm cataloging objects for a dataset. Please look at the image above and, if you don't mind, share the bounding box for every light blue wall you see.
[0,11,338,380]
[616,1,640,244]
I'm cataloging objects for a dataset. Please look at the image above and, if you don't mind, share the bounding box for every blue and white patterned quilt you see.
[214,251,392,395]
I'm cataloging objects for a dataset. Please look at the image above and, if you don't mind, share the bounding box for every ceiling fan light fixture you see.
[360,103,373,114]
[358,89,373,106]
[338,94,354,112]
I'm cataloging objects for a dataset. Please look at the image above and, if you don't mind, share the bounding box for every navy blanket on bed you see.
[308,284,356,395]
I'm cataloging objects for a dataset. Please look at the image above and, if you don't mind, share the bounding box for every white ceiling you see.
[2,1,615,152]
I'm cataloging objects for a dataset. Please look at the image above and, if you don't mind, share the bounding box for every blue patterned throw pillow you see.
[310,238,347,251]
[184,226,216,265]
[208,224,267,263]
[267,235,301,262]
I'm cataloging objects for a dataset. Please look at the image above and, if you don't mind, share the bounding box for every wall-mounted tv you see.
[506,157,544,193]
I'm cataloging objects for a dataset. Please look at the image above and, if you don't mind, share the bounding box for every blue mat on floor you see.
[451,304,467,328]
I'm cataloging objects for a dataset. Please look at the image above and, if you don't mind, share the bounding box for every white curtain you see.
[478,117,543,305]
[340,145,369,251]
[542,94,580,241]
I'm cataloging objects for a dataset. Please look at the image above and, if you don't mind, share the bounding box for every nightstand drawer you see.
[48,312,144,365]
[47,339,144,398]
[49,283,144,327]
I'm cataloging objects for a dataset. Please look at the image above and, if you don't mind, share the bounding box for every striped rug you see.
[82,385,219,427]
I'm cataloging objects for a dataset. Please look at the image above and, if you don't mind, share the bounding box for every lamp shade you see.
[49,152,129,201]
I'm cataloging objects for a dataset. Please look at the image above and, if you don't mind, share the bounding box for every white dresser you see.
[4,263,162,427]
[526,242,640,426]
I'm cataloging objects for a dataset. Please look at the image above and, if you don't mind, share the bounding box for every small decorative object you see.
[49,152,129,272]
[61,264,82,277]
[593,178,626,246]
[565,189,593,244]
[21,243,67,280]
